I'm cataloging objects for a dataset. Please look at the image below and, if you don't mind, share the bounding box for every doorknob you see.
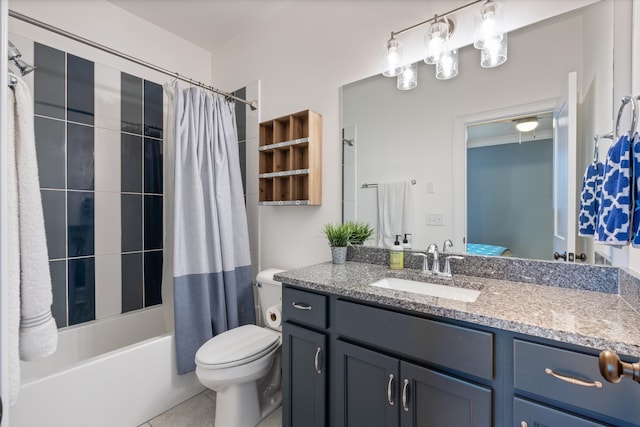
[599,350,640,384]
[553,251,567,261]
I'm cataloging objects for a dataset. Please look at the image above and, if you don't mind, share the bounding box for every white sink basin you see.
[370,277,481,303]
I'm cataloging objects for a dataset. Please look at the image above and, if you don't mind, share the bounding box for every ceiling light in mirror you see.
[383,37,403,77]
[515,116,539,132]
[397,63,418,90]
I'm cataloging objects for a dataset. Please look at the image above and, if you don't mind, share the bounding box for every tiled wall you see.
[33,42,164,328]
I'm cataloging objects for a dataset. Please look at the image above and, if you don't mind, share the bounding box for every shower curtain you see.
[170,84,255,374]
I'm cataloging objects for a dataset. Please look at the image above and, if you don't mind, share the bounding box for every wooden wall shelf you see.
[258,110,322,205]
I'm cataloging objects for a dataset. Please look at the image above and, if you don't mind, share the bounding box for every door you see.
[335,340,400,427]
[552,71,578,261]
[400,362,492,427]
[282,323,326,427]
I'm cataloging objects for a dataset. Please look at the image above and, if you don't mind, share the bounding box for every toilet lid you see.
[195,325,281,369]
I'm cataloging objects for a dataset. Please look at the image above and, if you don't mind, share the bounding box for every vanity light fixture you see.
[515,117,539,133]
[382,0,507,90]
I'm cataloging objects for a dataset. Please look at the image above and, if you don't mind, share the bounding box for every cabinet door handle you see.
[314,346,322,374]
[387,374,395,406]
[401,378,410,412]
[292,302,312,311]
[544,368,603,388]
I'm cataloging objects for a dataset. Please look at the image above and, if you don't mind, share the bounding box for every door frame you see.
[452,98,558,253]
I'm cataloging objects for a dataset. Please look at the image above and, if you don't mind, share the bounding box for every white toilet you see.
[195,268,284,427]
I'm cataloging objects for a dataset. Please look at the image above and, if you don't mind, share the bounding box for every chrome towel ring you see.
[615,95,639,140]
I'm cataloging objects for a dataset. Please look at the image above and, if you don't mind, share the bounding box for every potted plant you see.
[323,222,351,264]
[345,221,375,246]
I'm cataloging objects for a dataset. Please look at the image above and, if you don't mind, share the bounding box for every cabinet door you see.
[514,398,608,427]
[282,322,326,427]
[400,362,492,427]
[334,340,400,427]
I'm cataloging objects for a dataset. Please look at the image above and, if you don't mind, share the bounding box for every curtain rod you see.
[8,10,258,111]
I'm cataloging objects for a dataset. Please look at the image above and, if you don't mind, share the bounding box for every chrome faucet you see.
[442,239,453,253]
[427,243,439,275]
[442,256,464,277]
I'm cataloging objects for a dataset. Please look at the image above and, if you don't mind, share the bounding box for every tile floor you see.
[138,390,282,427]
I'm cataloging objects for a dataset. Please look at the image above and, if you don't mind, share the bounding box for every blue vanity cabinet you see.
[335,340,492,427]
[512,340,640,426]
[334,299,493,427]
[282,287,329,427]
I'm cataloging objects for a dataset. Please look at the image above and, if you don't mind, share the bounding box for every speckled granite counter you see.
[274,261,640,358]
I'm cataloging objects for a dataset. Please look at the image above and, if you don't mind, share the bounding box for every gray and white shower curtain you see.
[170,84,254,374]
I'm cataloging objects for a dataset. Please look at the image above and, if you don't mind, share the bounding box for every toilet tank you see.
[256,268,285,331]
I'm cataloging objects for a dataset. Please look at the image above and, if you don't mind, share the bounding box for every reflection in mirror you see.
[341,1,613,264]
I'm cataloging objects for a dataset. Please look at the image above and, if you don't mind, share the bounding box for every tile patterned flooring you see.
[138,390,282,427]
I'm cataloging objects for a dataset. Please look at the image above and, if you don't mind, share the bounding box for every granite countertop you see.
[275,261,640,358]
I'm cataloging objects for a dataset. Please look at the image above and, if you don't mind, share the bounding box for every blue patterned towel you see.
[596,134,631,244]
[578,161,603,236]
[631,134,640,246]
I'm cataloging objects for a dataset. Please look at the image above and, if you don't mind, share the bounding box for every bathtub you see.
[10,306,205,427]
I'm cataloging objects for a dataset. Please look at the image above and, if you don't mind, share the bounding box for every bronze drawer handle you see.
[544,368,603,388]
[292,302,312,311]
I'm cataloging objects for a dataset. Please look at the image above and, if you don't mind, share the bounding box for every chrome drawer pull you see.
[544,368,603,388]
[402,379,410,412]
[387,374,395,406]
[314,347,322,374]
[292,302,312,311]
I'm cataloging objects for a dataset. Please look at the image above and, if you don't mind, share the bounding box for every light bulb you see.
[474,0,504,50]
[383,37,403,77]
[480,32,507,68]
[424,20,449,65]
[436,49,458,80]
[397,63,418,90]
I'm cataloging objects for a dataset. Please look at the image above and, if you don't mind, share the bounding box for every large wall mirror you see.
[342,0,615,264]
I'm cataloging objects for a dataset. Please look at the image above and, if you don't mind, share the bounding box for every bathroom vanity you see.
[276,252,640,427]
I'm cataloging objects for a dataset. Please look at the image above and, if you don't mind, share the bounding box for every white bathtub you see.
[10,306,205,427]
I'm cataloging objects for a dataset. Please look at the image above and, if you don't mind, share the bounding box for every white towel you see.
[7,74,58,404]
[376,181,414,247]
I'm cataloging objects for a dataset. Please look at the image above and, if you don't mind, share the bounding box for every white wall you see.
[211,0,601,269]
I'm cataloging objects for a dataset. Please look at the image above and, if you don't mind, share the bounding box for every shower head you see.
[7,41,36,76]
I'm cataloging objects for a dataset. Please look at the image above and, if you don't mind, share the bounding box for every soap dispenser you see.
[402,234,412,250]
[390,235,404,270]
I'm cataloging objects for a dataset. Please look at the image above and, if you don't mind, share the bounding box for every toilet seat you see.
[195,324,281,369]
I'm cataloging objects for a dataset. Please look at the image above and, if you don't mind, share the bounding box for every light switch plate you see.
[426,213,444,226]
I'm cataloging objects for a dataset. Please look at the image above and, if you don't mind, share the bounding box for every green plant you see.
[346,221,375,245]
[323,223,351,247]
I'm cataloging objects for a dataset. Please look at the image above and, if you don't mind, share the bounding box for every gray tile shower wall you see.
[33,40,164,328]
[346,246,619,293]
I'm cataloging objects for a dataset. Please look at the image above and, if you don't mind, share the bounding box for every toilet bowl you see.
[195,269,284,427]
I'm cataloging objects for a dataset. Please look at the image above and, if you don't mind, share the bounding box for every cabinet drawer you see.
[283,287,327,329]
[335,299,493,380]
[514,398,608,427]
[514,340,640,425]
